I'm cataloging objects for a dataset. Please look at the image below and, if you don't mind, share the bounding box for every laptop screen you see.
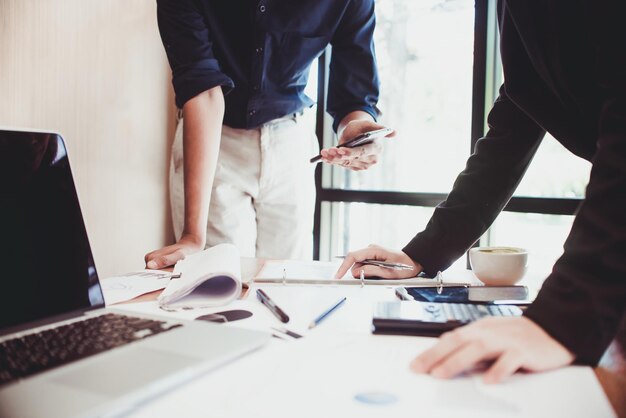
[0,130,105,333]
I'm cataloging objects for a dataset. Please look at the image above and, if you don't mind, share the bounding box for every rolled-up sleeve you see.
[328,0,380,132]
[157,0,234,108]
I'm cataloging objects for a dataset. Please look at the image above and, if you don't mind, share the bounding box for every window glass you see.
[513,134,591,198]
[317,1,587,279]
[325,202,467,270]
[328,0,475,193]
[487,212,575,281]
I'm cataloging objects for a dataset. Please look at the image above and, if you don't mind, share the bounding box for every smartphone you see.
[309,127,393,163]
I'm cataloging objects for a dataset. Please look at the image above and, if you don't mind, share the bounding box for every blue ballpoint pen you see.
[308,297,347,329]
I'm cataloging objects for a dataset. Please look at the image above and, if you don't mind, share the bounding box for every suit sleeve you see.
[524,10,626,364]
[327,0,380,132]
[403,85,545,275]
[157,0,234,108]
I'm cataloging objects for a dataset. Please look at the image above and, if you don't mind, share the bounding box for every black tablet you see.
[372,301,524,337]
[395,285,531,305]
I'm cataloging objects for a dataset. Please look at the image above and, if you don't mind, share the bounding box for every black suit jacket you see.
[403,0,626,364]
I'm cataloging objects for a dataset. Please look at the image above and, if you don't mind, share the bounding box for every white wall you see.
[0,0,176,277]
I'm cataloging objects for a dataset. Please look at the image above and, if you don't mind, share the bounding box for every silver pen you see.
[336,256,415,271]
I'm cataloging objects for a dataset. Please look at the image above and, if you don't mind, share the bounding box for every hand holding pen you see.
[334,244,422,280]
[335,256,414,271]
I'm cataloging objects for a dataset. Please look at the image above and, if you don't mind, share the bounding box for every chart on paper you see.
[101,270,173,305]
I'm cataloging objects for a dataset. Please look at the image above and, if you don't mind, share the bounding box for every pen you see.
[310,128,393,163]
[335,256,415,271]
[256,289,290,323]
[308,297,347,329]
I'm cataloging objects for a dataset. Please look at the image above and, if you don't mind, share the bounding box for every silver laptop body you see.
[0,129,269,418]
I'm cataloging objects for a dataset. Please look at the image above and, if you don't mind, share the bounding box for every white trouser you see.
[170,111,318,260]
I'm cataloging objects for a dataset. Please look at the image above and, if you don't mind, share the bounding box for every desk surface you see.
[114,258,625,417]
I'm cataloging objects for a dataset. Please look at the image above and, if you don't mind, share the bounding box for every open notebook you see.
[253,260,472,286]
[158,244,242,311]
[157,245,474,311]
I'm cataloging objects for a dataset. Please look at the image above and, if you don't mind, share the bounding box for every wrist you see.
[401,251,423,273]
[180,230,206,248]
[338,111,375,138]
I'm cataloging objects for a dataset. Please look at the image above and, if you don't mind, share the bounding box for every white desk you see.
[111,264,617,418]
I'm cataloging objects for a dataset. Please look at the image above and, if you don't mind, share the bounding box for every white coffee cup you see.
[469,246,528,285]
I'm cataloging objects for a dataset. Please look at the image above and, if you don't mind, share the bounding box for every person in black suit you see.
[336,0,626,382]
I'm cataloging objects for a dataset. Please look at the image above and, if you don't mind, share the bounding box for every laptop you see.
[0,129,270,418]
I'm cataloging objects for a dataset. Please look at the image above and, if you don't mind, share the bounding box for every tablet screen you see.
[404,286,529,304]
[406,287,470,303]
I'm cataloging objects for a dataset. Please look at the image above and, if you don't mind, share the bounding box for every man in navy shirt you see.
[145,0,394,268]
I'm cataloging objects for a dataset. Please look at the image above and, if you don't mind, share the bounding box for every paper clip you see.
[282,268,287,286]
[360,269,365,288]
[436,271,444,294]
[169,273,182,280]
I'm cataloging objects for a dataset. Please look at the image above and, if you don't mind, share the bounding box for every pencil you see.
[308,297,347,329]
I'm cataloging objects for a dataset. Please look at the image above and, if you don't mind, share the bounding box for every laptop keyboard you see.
[0,313,182,386]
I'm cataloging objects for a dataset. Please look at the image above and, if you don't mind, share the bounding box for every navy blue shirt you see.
[157,0,380,131]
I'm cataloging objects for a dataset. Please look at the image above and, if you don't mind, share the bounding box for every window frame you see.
[312,0,582,261]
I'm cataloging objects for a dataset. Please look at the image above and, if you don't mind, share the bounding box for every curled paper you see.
[158,244,242,311]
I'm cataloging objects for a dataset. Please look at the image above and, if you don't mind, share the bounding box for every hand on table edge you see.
[144,233,205,270]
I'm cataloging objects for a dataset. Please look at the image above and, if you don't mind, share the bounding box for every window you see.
[313,0,585,278]
[332,0,475,194]
[514,135,591,199]
[488,212,576,280]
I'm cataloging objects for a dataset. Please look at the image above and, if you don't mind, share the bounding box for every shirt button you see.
[259,4,266,12]
[255,47,263,53]
[249,110,256,116]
